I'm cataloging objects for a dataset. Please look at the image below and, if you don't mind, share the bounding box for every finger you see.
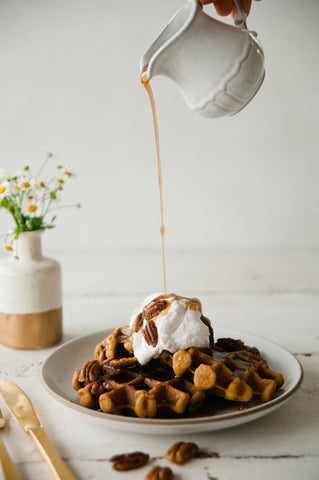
[213,0,234,16]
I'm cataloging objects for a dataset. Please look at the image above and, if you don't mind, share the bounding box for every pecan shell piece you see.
[110,451,149,471]
[166,441,199,465]
[142,319,158,347]
[145,465,174,480]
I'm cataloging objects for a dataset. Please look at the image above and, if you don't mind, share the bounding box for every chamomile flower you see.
[22,199,38,217]
[27,204,37,213]
[18,175,35,190]
[0,180,10,197]
[0,151,79,250]
[60,164,75,179]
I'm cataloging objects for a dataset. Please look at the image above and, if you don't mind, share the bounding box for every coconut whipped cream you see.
[129,293,213,365]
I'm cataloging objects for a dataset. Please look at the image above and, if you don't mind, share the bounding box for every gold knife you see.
[0,408,22,480]
[0,380,77,480]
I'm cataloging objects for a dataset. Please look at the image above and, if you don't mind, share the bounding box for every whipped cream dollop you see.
[129,293,213,365]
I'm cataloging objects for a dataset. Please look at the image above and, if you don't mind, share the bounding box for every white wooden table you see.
[0,249,318,480]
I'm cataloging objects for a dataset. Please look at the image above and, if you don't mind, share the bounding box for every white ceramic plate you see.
[40,328,303,434]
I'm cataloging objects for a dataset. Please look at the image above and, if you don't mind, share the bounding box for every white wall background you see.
[0,0,318,251]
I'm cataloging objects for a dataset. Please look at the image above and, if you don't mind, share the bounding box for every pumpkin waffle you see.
[72,334,284,418]
[160,342,284,403]
[73,357,206,417]
[94,326,133,362]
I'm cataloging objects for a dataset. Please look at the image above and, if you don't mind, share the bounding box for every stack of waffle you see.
[72,328,284,418]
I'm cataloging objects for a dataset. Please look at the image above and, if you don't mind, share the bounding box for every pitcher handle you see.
[232,0,248,29]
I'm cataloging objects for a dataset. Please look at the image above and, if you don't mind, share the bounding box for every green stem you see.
[36,152,52,181]
[47,203,80,212]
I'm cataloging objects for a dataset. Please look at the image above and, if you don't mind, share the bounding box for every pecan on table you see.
[110,451,149,471]
[166,441,199,465]
[142,319,158,347]
[145,465,174,480]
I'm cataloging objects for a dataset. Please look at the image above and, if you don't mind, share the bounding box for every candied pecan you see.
[143,320,158,347]
[110,451,149,471]
[145,465,174,480]
[131,312,144,333]
[108,357,138,368]
[215,337,259,355]
[78,360,102,384]
[89,381,104,397]
[144,299,167,321]
[166,441,199,465]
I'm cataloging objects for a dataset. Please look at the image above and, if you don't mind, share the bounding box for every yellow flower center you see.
[65,171,72,176]
[21,182,30,188]
[39,181,45,188]
[5,246,13,251]
[27,204,37,212]
[57,178,64,184]
[28,195,34,199]
[0,186,6,194]
[14,186,21,191]
[14,235,19,240]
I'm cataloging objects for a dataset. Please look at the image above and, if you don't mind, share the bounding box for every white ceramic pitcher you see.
[140,0,265,118]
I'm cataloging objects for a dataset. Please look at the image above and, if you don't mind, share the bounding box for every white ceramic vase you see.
[0,230,62,349]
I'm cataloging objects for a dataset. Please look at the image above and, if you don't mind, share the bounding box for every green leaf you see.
[0,197,9,209]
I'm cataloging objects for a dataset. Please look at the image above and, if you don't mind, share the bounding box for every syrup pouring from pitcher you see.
[140,0,263,292]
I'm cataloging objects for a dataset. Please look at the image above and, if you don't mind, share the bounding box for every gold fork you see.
[0,408,22,480]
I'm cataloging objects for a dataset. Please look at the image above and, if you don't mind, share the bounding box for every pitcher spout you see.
[140,0,199,81]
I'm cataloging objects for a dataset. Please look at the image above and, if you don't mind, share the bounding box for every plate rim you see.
[40,328,303,427]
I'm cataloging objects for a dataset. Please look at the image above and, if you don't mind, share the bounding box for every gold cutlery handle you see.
[0,435,22,480]
[28,427,77,480]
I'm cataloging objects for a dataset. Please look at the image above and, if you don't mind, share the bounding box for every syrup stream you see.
[141,70,167,294]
